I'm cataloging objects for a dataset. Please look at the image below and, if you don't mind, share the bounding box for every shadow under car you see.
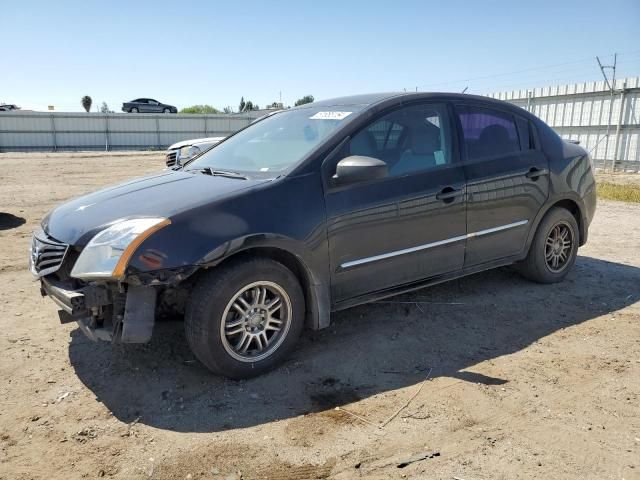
[68,255,639,433]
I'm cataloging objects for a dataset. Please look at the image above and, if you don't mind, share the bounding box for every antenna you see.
[596,54,616,90]
[461,86,468,94]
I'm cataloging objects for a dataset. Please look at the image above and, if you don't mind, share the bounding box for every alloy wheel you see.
[220,281,292,362]
[544,221,574,273]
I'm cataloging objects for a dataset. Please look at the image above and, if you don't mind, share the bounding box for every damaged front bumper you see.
[40,276,157,343]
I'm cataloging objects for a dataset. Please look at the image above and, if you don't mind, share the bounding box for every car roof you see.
[309,93,402,107]
[309,92,523,111]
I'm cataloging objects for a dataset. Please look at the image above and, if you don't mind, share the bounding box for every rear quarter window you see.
[515,116,535,151]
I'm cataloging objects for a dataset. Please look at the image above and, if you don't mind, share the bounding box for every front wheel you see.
[185,258,305,378]
[163,108,170,113]
[517,207,579,284]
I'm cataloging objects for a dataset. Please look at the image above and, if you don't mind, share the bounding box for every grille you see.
[166,151,178,168]
[29,230,69,277]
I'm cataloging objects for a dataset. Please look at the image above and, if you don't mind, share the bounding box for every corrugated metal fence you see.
[488,77,640,172]
[0,112,261,152]
[2,77,639,171]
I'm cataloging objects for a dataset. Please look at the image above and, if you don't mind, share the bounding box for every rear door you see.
[454,103,549,266]
[324,102,467,302]
[134,99,148,112]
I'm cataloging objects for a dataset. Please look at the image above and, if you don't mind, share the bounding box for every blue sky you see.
[2,0,639,112]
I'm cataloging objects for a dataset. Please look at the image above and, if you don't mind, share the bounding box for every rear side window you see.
[456,106,520,160]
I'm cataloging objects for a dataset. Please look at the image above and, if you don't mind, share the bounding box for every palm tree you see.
[81,96,92,113]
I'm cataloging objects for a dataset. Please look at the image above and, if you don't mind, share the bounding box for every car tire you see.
[163,108,170,113]
[517,207,579,284]
[130,107,139,113]
[185,257,305,379]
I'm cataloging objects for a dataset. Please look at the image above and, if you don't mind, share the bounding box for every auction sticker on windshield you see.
[309,111,352,120]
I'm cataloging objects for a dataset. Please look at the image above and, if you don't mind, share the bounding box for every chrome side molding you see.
[340,220,529,269]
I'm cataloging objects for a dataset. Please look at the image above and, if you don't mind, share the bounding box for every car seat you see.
[391,126,442,175]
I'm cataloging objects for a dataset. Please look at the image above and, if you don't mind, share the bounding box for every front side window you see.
[456,105,520,160]
[186,106,364,174]
[341,103,452,177]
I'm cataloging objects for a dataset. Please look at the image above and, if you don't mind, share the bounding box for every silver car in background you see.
[165,111,278,167]
[165,136,225,168]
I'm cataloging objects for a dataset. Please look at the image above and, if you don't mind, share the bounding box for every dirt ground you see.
[1,152,639,480]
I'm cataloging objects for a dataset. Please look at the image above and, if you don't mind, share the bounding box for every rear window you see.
[456,106,520,160]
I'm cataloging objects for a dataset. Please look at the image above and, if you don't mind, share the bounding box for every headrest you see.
[410,125,440,154]
[478,124,511,147]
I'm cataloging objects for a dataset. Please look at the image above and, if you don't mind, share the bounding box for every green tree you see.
[81,95,92,112]
[238,96,246,112]
[179,104,222,114]
[238,100,260,111]
[100,102,113,113]
[294,95,314,106]
[223,106,233,114]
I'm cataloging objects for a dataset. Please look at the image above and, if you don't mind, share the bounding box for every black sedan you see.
[32,92,596,378]
[122,98,177,113]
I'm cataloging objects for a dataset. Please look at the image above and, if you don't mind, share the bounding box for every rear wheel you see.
[130,107,139,113]
[517,207,579,284]
[185,258,305,378]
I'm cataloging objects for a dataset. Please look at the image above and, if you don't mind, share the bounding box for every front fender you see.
[198,232,331,330]
[200,233,318,271]
[124,172,331,328]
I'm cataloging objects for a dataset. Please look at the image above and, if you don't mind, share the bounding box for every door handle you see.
[525,167,549,179]
[436,187,463,203]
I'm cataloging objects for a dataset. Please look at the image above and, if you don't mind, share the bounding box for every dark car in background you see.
[0,104,21,111]
[31,92,596,379]
[122,98,177,113]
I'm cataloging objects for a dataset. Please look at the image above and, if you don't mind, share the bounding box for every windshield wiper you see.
[199,167,249,180]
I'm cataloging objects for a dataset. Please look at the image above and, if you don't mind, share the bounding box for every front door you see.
[147,99,162,112]
[454,103,549,266]
[324,102,467,303]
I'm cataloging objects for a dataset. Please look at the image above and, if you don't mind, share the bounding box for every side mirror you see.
[333,156,388,186]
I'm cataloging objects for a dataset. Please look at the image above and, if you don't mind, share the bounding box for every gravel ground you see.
[0,152,639,480]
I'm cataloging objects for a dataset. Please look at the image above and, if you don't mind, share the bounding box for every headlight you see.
[178,145,200,162]
[70,218,171,280]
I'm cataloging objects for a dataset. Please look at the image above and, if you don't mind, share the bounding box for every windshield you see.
[185,106,364,174]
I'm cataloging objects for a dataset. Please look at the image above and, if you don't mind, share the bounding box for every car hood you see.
[43,170,270,246]
[168,137,225,150]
